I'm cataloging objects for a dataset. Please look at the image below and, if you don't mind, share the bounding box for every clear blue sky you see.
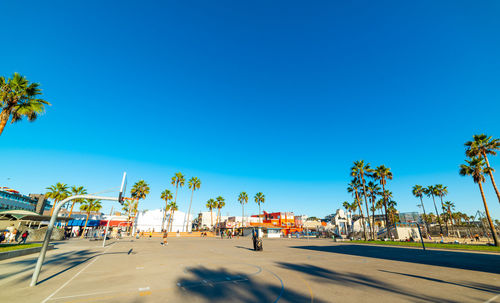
[1,1,499,219]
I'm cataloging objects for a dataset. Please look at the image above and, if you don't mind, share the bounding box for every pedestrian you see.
[19,230,28,244]
[149,230,152,239]
[161,229,168,246]
[9,229,17,243]
[0,232,5,243]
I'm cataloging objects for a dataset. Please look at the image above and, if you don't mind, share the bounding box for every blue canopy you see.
[67,219,100,227]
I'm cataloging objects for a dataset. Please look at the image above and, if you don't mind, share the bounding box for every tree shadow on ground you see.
[277,262,460,303]
[176,265,323,303]
[291,244,500,274]
[379,270,500,294]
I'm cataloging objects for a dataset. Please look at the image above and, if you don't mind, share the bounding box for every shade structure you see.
[99,220,131,227]
[67,219,101,227]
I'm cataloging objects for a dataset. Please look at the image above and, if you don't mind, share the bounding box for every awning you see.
[0,210,70,222]
[99,220,131,227]
[67,219,101,227]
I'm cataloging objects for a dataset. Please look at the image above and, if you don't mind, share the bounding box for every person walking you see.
[19,230,28,244]
[0,232,5,243]
[9,229,17,243]
[161,229,168,246]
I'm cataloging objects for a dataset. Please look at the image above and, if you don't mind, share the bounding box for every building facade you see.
[0,188,51,213]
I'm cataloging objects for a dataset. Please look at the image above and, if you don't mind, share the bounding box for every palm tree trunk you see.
[259,203,261,224]
[242,204,244,227]
[81,211,90,238]
[431,195,443,234]
[381,182,390,229]
[478,182,500,246]
[361,178,373,240]
[186,189,194,232]
[419,196,430,235]
[439,196,449,236]
[354,191,367,241]
[68,201,76,218]
[0,109,11,136]
[483,153,500,204]
[49,199,58,216]
[371,196,376,238]
[210,208,213,229]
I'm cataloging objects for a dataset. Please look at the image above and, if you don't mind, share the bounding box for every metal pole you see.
[30,195,118,287]
[102,217,115,248]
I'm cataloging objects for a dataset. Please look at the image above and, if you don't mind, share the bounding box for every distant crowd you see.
[0,225,29,244]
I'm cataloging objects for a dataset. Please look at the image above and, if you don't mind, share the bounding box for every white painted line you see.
[485,294,500,303]
[138,287,150,291]
[136,267,144,269]
[42,244,114,303]
[51,290,115,300]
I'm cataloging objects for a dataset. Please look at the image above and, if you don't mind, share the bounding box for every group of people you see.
[0,226,29,244]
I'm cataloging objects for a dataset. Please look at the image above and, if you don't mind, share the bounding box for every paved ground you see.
[0,237,499,303]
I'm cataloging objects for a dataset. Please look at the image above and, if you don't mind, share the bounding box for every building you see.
[135,209,192,233]
[0,188,51,213]
[250,211,303,235]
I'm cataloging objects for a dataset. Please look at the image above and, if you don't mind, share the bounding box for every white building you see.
[135,209,192,233]
[197,212,258,229]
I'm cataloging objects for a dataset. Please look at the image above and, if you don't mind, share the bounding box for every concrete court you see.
[0,237,499,303]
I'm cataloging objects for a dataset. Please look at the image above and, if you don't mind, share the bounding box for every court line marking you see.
[42,244,115,303]
[485,294,500,303]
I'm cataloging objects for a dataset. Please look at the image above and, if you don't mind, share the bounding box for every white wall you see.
[135,209,192,233]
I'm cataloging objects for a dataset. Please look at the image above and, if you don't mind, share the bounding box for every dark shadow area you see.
[291,244,500,274]
[0,247,132,284]
[234,246,254,251]
[277,262,460,303]
[379,270,500,293]
[177,265,323,303]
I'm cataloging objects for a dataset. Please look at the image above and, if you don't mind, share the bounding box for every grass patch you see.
[349,240,500,252]
[0,243,42,252]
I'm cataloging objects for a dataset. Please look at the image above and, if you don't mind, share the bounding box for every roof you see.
[0,210,70,221]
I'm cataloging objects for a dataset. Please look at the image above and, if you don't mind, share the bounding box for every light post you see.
[30,194,119,287]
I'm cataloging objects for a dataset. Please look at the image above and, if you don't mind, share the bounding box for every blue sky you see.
[1,1,499,219]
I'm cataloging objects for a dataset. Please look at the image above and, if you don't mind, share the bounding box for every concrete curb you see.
[0,244,54,261]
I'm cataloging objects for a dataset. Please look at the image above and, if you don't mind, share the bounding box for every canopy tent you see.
[0,210,70,222]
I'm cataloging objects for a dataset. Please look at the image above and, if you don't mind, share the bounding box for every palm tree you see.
[45,183,70,216]
[171,172,185,209]
[161,189,173,230]
[460,157,499,246]
[424,185,443,234]
[342,201,351,213]
[206,198,216,229]
[131,180,150,214]
[0,73,51,136]
[465,134,500,203]
[68,186,87,218]
[79,199,102,238]
[215,196,225,232]
[238,192,249,226]
[254,192,265,224]
[435,184,450,235]
[366,181,381,237]
[443,201,455,234]
[351,161,373,239]
[412,185,430,233]
[387,200,398,225]
[186,177,201,232]
[372,165,393,229]
[347,179,367,240]
[167,201,178,232]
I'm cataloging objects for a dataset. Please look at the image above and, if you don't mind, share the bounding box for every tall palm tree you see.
[347,179,367,240]
[465,134,500,203]
[68,186,87,218]
[424,185,443,234]
[342,201,351,213]
[412,185,430,233]
[254,192,265,223]
[167,201,178,232]
[206,198,216,229]
[0,73,51,136]
[366,181,381,237]
[45,183,70,216]
[161,189,173,230]
[435,184,449,235]
[186,177,201,232]
[443,201,455,234]
[372,165,393,229]
[171,172,185,209]
[131,180,150,215]
[215,196,225,232]
[460,157,499,246]
[79,199,102,238]
[387,200,398,225]
[351,160,373,239]
[238,192,249,226]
